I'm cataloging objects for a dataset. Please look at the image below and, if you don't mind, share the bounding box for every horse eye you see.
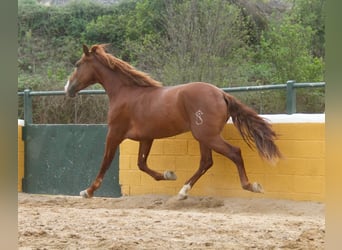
[75,61,81,68]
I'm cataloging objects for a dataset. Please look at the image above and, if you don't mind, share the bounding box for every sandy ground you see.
[18,193,325,249]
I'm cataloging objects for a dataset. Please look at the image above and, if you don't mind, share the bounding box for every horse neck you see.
[98,67,139,99]
[94,62,159,100]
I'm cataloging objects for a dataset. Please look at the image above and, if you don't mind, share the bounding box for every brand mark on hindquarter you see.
[195,110,204,125]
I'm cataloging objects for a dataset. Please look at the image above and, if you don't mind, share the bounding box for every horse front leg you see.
[177,143,213,200]
[80,130,122,198]
[138,140,177,181]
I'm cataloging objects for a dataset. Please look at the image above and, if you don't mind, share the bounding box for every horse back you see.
[108,82,228,140]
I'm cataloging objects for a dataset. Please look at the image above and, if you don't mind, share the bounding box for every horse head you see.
[65,44,98,97]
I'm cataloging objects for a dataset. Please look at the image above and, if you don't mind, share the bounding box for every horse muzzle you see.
[64,80,77,97]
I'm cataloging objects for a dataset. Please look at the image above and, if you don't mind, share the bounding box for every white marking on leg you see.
[64,80,70,92]
[80,189,90,198]
[178,184,191,200]
[195,110,204,125]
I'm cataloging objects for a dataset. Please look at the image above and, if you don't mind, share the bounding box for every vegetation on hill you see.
[18,0,325,123]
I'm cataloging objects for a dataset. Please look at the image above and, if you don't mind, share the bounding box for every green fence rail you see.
[18,80,325,124]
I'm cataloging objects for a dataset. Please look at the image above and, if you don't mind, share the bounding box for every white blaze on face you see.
[64,80,70,92]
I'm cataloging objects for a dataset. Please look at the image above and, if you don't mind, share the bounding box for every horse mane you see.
[90,44,162,87]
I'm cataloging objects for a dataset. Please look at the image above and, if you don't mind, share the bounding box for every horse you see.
[64,44,282,200]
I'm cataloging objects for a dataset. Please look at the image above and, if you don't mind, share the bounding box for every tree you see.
[290,0,325,58]
[136,0,252,86]
[257,14,324,84]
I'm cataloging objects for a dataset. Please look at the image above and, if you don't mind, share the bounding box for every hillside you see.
[18,0,325,123]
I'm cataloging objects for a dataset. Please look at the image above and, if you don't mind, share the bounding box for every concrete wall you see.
[119,115,325,202]
[18,115,325,201]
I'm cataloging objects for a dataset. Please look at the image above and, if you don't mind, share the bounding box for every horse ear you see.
[83,44,90,56]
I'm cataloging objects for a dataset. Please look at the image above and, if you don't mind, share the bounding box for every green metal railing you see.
[18,80,325,124]
[222,81,325,115]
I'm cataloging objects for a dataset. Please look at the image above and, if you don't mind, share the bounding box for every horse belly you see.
[127,111,189,140]
[149,119,189,139]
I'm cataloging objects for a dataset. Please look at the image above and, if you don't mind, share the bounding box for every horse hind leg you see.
[208,136,264,193]
[177,142,213,200]
[138,140,177,181]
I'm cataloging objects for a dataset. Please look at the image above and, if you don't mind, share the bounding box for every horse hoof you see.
[164,171,177,180]
[80,190,91,198]
[177,193,188,200]
[251,182,264,193]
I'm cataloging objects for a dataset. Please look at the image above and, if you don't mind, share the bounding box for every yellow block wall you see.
[18,125,25,192]
[120,123,325,202]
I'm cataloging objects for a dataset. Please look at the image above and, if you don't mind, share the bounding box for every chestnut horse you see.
[65,44,281,200]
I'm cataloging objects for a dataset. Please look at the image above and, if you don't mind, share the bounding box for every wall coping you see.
[228,113,325,124]
[18,114,325,127]
[18,119,25,126]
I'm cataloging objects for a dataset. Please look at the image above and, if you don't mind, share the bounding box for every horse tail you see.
[223,93,282,164]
